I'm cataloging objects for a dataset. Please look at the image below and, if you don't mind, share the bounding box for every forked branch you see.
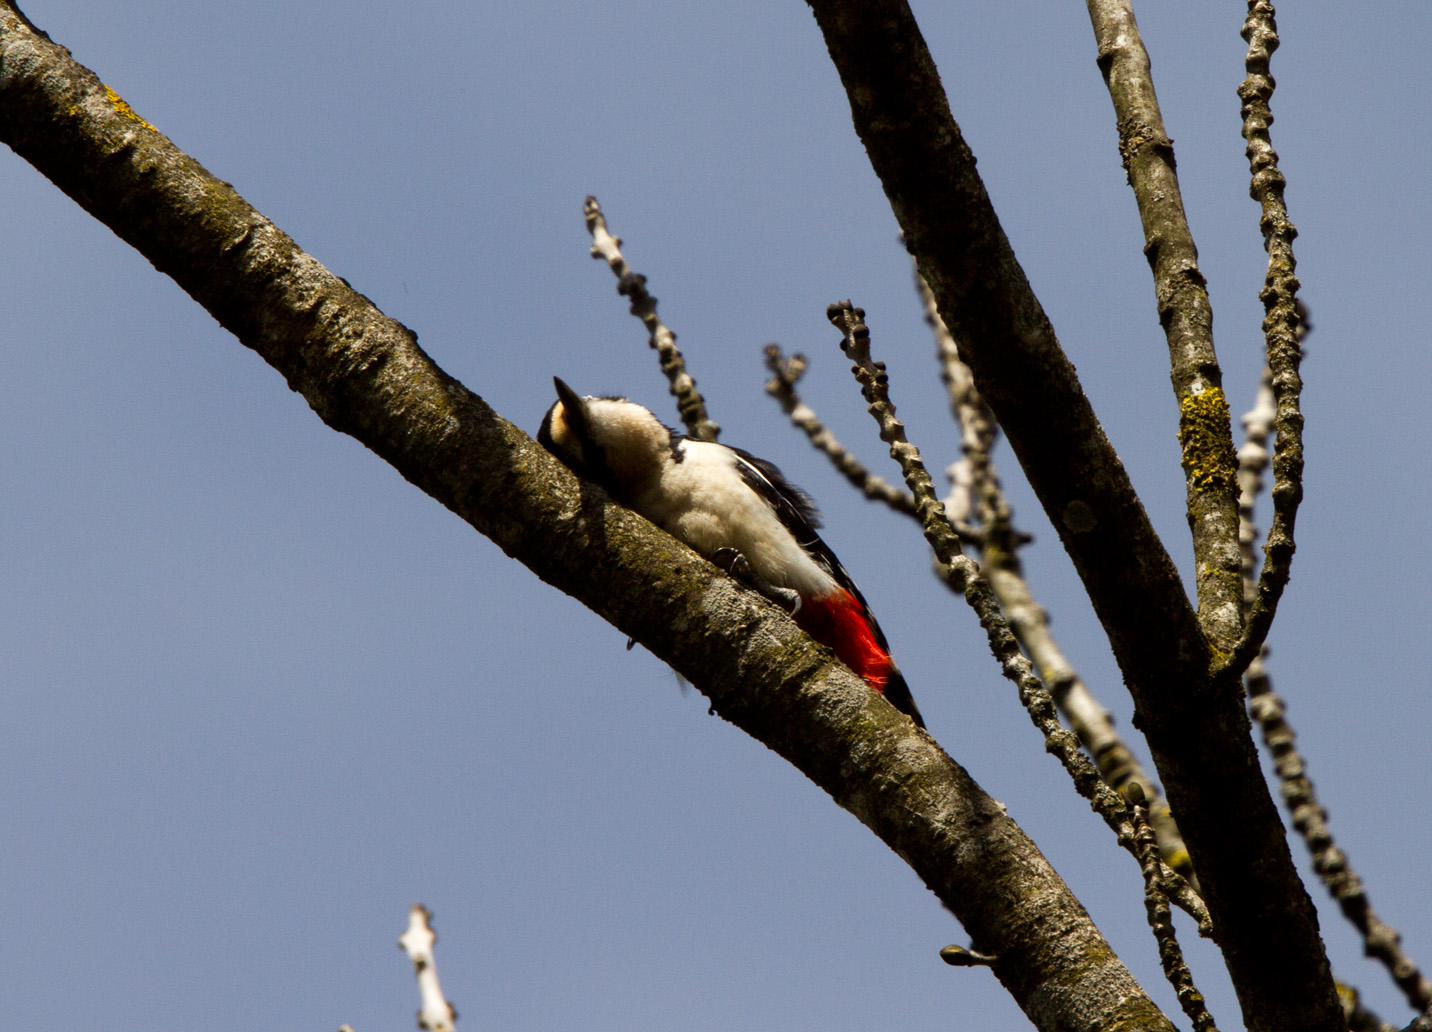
[1084,0,1243,654]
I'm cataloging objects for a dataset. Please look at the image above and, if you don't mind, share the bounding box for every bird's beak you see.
[551,376,591,442]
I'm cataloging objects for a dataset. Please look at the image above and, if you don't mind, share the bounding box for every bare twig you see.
[1239,312,1431,1014]
[920,272,999,533]
[583,196,720,441]
[828,301,1208,930]
[1237,365,1279,605]
[399,905,458,1032]
[940,944,999,969]
[1249,662,1432,1014]
[762,344,918,516]
[1127,785,1219,1032]
[1084,0,1243,653]
[1225,0,1307,674]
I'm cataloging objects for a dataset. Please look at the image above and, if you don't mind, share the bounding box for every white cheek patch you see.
[546,406,573,450]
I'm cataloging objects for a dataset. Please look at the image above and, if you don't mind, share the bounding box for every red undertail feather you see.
[793,588,895,693]
[794,588,924,727]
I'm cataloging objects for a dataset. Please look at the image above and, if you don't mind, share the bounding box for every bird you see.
[538,377,923,727]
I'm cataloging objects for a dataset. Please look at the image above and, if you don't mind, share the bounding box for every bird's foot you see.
[712,547,801,615]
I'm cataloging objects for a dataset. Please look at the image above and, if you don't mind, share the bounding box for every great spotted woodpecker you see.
[538,378,923,727]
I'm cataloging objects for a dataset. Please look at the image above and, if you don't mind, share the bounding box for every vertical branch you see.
[1084,0,1243,654]
[583,196,721,441]
[399,905,458,1032]
[1225,0,1307,672]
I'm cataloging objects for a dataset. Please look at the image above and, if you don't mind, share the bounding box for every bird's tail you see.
[794,589,925,728]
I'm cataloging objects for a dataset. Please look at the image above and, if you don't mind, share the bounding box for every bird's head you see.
[538,377,676,493]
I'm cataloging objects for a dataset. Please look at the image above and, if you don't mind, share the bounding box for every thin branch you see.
[1236,365,1279,608]
[1248,659,1432,1014]
[399,905,458,1032]
[919,271,1007,539]
[0,12,1177,1030]
[1239,321,1432,1015]
[1127,784,1220,1032]
[1224,0,1307,674]
[762,344,919,517]
[828,301,1208,931]
[1084,0,1243,654]
[583,196,720,441]
[917,271,1197,882]
[803,4,1337,1028]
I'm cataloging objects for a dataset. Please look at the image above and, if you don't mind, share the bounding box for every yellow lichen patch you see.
[103,85,156,132]
[1177,386,1237,492]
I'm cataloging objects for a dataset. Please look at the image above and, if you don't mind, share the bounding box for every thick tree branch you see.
[0,9,1173,1030]
[802,3,1339,1031]
[1084,0,1243,654]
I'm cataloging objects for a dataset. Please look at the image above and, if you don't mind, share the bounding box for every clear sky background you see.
[2,2,1428,1029]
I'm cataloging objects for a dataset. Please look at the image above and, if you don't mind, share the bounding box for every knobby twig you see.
[399,905,458,1032]
[1241,318,1431,1015]
[583,196,720,441]
[917,271,1197,882]
[1250,663,1432,1015]
[1126,784,1219,1032]
[1225,0,1307,674]
[1236,366,1278,606]
[762,345,919,517]
[1229,5,1423,1015]
[1084,0,1243,653]
[828,301,1208,930]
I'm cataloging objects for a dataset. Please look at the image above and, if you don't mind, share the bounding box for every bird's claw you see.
[712,548,801,616]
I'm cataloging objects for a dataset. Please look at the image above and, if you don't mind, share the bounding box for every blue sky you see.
[3,2,1429,1029]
